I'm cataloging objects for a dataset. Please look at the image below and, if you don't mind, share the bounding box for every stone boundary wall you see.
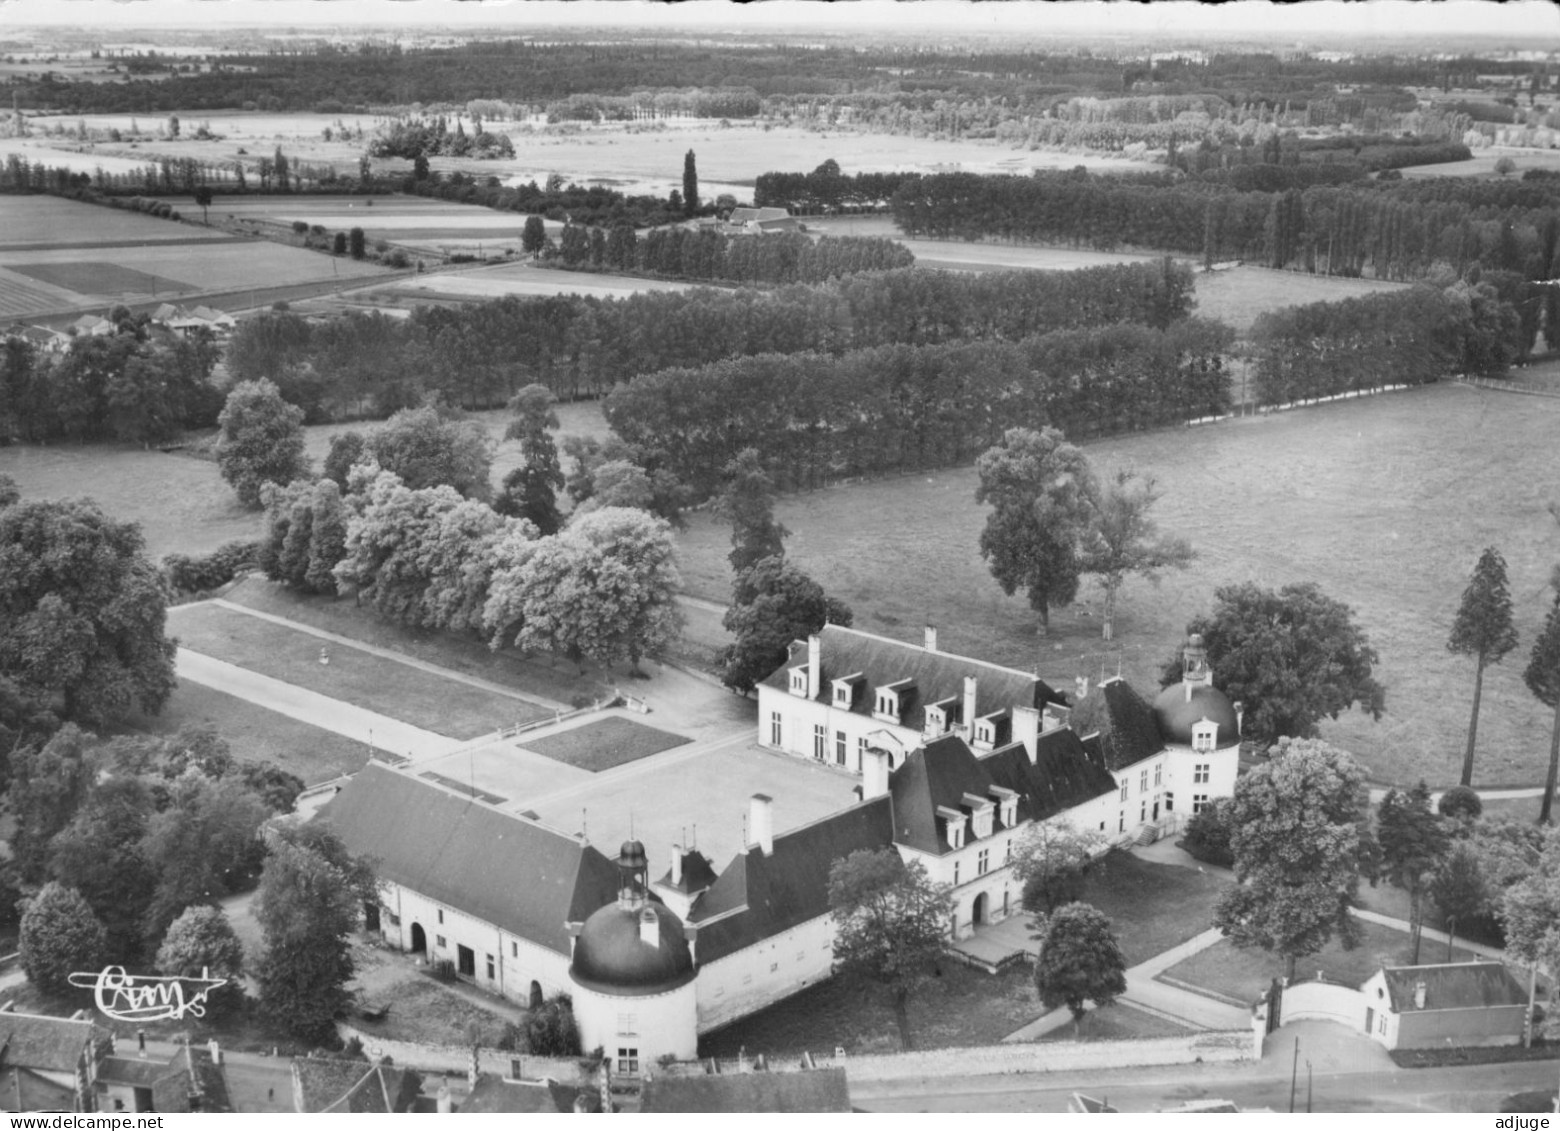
[334,1022,586,1084]
[1282,982,1367,1029]
[831,1031,1250,1083]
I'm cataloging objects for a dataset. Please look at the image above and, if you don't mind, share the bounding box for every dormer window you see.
[1192,718,1218,753]
[964,794,995,839]
[789,666,809,697]
[924,706,945,737]
[974,720,994,749]
[990,786,1019,828]
[874,679,913,724]
[833,673,864,709]
[937,806,967,850]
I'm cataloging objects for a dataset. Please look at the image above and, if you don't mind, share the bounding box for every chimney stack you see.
[962,676,977,733]
[669,844,683,886]
[1234,701,1245,738]
[924,625,938,652]
[748,794,774,855]
[639,907,659,948]
[806,634,821,700]
[1075,675,1090,701]
[862,747,891,799]
[1013,705,1042,764]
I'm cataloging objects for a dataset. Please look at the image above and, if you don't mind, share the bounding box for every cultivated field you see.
[1399,148,1560,179]
[1191,265,1410,335]
[673,384,1560,790]
[0,196,388,319]
[806,215,1165,272]
[204,194,536,253]
[346,261,699,306]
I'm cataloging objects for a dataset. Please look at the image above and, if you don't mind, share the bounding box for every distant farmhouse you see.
[316,632,1244,1075]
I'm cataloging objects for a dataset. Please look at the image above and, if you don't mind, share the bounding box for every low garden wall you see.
[827,1031,1250,1083]
[334,1022,586,1085]
[1282,981,1366,1030]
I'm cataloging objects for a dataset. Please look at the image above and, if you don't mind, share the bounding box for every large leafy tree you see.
[1430,842,1491,961]
[719,556,854,694]
[1011,819,1105,915]
[827,849,952,1051]
[0,500,177,728]
[49,775,158,962]
[1448,547,1520,787]
[1033,902,1128,1038]
[497,384,565,535]
[1078,470,1193,642]
[1501,828,1560,1030]
[1161,581,1385,745]
[255,824,376,1045]
[718,449,788,575]
[1214,737,1377,980]
[682,149,700,216]
[19,882,109,995]
[155,905,246,1022]
[364,405,493,501]
[1375,782,1450,965]
[484,507,682,674]
[216,379,309,509]
[1525,597,1560,824]
[975,427,1095,634]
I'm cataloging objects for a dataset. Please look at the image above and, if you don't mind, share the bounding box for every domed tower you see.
[569,841,698,1072]
[1152,635,1242,816]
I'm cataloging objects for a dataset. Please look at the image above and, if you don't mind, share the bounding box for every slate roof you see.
[761,625,1066,734]
[1070,678,1165,772]
[640,1068,851,1113]
[99,1056,168,1088]
[690,797,894,964]
[461,1074,595,1112]
[0,1013,106,1075]
[315,762,621,956]
[888,734,1017,856]
[2,1066,76,1113]
[980,730,1118,823]
[293,1060,417,1114]
[658,849,718,896]
[153,1046,233,1114]
[1379,962,1528,1013]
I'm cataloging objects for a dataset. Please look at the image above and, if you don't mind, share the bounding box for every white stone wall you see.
[836,1031,1250,1082]
[897,844,1022,939]
[756,684,917,770]
[695,915,838,1033]
[573,980,699,1067]
[1282,981,1368,1030]
[1168,743,1239,817]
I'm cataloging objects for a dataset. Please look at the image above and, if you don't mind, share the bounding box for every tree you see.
[19,882,108,995]
[155,905,246,1021]
[1495,156,1517,176]
[1181,797,1235,867]
[524,993,582,1056]
[522,215,546,256]
[192,184,213,224]
[1078,470,1194,641]
[719,557,853,694]
[1010,819,1105,915]
[975,427,1095,634]
[1448,547,1520,787]
[1214,737,1377,980]
[1033,902,1128,1038]
[1525,597,1560,824]
[1431,842,1490,961]
[6,725,99,884]
[484,507,681,674]
[498,384,565,535]
[349,227,365,260]
[827,849,952,1050]
[1502,829,1560,1022]
[255,824,376,1045]
[1376,782,1451,964]
[365,406,493,501]
[322,430,367,489]
[0,500,177,728]
[50,775,158,961]
[1438,784,1484,822]
[683,149,700,216]
[717,449,788,575]
[333,231,347,255]
[216,379,308,509]
[1162,582,1385,746]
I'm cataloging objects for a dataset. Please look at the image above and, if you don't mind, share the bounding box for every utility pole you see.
[1288,1037,1300,1113]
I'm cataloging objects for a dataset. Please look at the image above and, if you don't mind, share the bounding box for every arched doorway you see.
[972,892,988,926]
[529,981,543,1009]
[410,922,427,954]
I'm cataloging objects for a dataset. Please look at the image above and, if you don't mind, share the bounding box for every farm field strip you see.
[1,194,238,244]
[366,263,697,301]
[1191,265,1410,334]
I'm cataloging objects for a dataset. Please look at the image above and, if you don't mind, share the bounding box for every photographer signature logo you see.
[67,967,228,1022]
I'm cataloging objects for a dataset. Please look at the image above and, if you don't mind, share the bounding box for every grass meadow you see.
[674,383,1560,789]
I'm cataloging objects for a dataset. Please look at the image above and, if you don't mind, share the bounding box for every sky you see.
[0,0,1554,44]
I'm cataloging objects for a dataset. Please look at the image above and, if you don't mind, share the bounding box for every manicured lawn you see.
[521,716,689,771]
[672,384,1560,790]
[169,601,550,740]
[1034,1002,1195,1043]
[1190,265,1408,335]
[1075,851,1231,966]
[699,962,1041,1058]
[1161,919,1487,1006]
[222,578,610,708]
[123,678,371,785]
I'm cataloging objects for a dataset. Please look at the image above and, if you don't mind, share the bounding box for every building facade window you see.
[813,724,826,760]
[953,861,960,885]
[1139,770,1149,793]
[617,1049,639,1075]
[1193,794,1210,814]
[770,712,782,747]
[617,1013,637,1035]
[1139,801,1146,823]
[1194,763,1210,784]
[1119,780,1129,801]
[1154,763,1162,786]
[857,736,869,768]
[486,955,495,980]
[977,848,990,876]
[436,935,446,949]
[437,910,444,924]
[512,942,518,957]
[836,730,847,765]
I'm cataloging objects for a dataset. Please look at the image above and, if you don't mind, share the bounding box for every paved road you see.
[175,648,460,759]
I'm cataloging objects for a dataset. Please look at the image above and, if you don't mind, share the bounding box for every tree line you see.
[603,318,1234,500]
[226,260,1198,420]
[368,113,515,160]
[887,169,1560,286]
[543,225,913,285]
[754,161,916,213]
